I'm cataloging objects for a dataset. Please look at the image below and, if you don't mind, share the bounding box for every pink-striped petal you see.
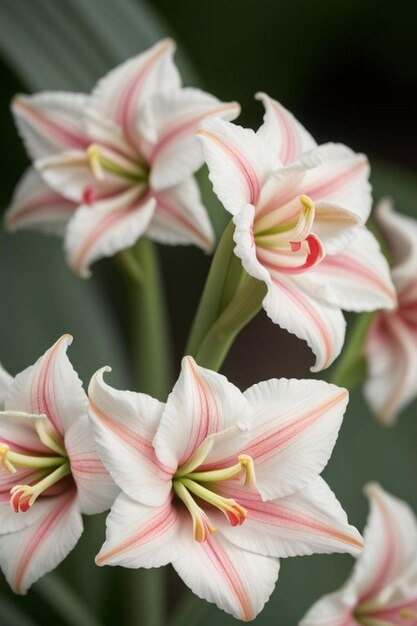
[153,356,249,471]
[216,477,362,558]
[172,528,279,621]
[0,412,50,455]
[300,588,360,626]
[65,414,118,515]
[307,227,397,312]
[302,143,371,223]
[95,492,190,568]
[374,199,417,292]
[256,92,317,165]
[313,202,361,255]
[5,168,76,236]
[88,367,170,507]
[0,488,82,594]
[5,335,87,438]
[140,88,240,190]
[64,190,155,278]
[197,117,278,215]
[88,39,181,150]
[0,364,12,410]
[364,314,417,425]
[12,92,89,160]
[148,177,214,252]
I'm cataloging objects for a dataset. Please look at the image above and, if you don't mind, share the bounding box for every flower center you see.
[87,144,149,186]
[173,453,255,543]
[254,194,325,274]
[0,418,70,513]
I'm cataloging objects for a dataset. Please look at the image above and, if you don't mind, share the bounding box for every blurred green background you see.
[0,0,416,624]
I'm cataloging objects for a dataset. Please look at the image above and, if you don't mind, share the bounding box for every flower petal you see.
[95,492,190,568]
[88,368,170,506]
[148,177,214,252]
[364,314,417,425]
[172,529,279,621]
[65,414,118,515]
[0,364,12,410]
[0,488,82,594]
[300,587,360,626]
[374,199,417,292]
[12,92,89,160]
[197,117,278,214]
[64,191,155,278]
[302,143,371,224]
[0,412,50,454]
[313,202,361,255]
[154,356,249,471]
[5,335,87,438]
[307,227,397,312]
[141,88,240,190]
[256,92,317,165]
[217,476,362,558]
[5,168,76,235]
[88,39,181,150]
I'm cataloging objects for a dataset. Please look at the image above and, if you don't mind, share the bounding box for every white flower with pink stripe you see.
[300,483,417,626]
[0,335,117,593]
[365,200,417,425]
[88,355,362,621]
[6,39,240,277]
[198,92,396,371]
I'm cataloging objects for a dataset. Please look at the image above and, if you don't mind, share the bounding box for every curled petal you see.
[64,191,155,278]
[88,367,170,507]
[149,177,214,252]
[198,117,278,214]
[5,168,76,235]
[256,92,316,165]
[0,489,82,594]
[6,335,86,438]
[141,88,240,190]
[12,92,89,160]
[172,528,280,621]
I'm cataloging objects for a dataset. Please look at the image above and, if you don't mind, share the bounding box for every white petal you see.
[233,203,273,283]
[96,492,190,568]
[5,335,86,438]
[0,364,12,410]
[88,368,170,507]
[374,199,417,292]
[307,227,397,312]
[148,177,214,252]
[197,117,278,215]
[0,489,82,594]
[65,414,118,515]
[0,411,50,454]
[263,273,346,372]
[313,202,361,255]
[300,586,360,626]
[12,92,88,160]
[88,39,181,150]
[172,530,280,621]
[256,92,317,165]
[235,378,348,500]
[364,314,417,425]
[217,477,362,558]
[303,143,371,224]
[5,168,76,236]
[0,490,51,534]
[154,356,249,471]
[64,191,155,278]
[141,88,240,189]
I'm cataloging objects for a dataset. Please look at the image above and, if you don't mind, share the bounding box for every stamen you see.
[186,454,256,487]
[173,480,217,542]
[0,443,65,473]
[35,419,66,457]
[181,478,247,526]
[10,462,70,512]
[399,608,417,621]
[87,144,148,184]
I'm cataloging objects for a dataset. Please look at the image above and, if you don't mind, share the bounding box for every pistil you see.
[0,444,65,474]
[186,454,256,486]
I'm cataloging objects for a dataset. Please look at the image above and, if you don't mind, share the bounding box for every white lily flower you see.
[0,335,118,593]
[198,93,396,371]
[365,200,417,425]
[7,39,240,277]
[300,483,417,626]
[89,356,362,621]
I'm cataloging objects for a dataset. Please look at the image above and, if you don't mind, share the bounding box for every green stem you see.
[126,568,165,626]
[330,312,375,389]
[35,574,103,626]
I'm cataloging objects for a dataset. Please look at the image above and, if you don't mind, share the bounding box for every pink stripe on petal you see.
[6,195,75,230]
[304,158,368,201]
[154,191,212,250]
[322,254,396,301]
[365,596,417,624]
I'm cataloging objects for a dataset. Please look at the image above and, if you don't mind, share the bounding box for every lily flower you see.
[0,335,117,593]
[300,483,417,626]
[7,39,240,277]
[197,93,396,371]
[89,356,362,621]
[364,200,417,425]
